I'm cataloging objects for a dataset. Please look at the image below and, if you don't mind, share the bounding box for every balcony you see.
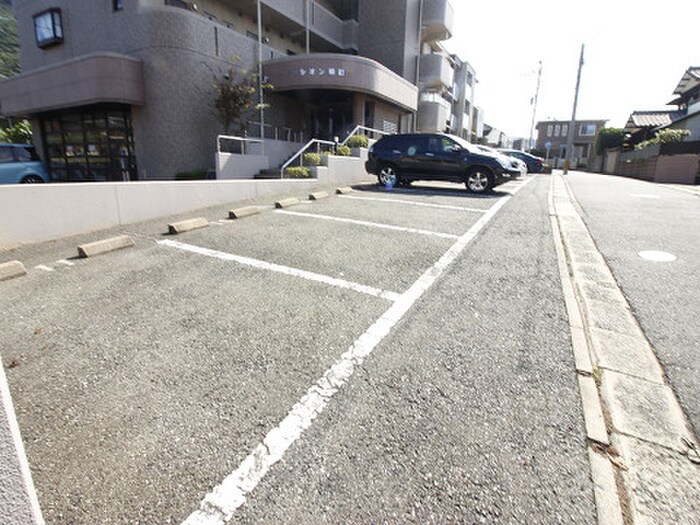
[417,97,451,133]
[419,54,454,91]
[421,0,454,42]
[310,2,358,50]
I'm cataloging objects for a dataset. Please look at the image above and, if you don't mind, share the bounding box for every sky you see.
[443,0,700,140]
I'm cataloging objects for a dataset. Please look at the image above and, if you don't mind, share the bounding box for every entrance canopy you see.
[263,54,418,113]
[0,53,144,117]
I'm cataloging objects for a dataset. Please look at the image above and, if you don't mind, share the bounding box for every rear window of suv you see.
[0,145,13,163]
[15,146,39,162]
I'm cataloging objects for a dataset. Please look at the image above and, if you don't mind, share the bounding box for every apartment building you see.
[535,119,607,168]
[0,0,459,181]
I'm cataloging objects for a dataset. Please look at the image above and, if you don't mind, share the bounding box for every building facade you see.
[535,119,607,168]
[0,0,469,182]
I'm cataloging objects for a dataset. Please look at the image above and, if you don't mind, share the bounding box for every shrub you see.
[175,169,208,180]
[635,129,691,151]
[303,152,322,166]
[346,134,368,148]
[284,166,311,178]
[335,145,351,156]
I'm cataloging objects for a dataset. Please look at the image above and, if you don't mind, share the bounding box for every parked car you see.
[365,133,521,194]
[476,145,527,178]
[0,143,49,184]
[498,149,545,173]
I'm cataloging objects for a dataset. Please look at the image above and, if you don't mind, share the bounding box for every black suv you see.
[365,133,521,193]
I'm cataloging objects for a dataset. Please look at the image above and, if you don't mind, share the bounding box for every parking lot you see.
[0,175,597,524]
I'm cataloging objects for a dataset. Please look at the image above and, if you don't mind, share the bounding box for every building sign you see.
[299,67,346,77]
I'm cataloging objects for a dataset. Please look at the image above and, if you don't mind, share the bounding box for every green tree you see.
[594,128,625,155]
[0,120,32,143]
[209,58,272,135]
[0,0,21,78]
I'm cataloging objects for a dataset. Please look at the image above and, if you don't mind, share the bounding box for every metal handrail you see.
[280,139,336,174]
[217,135,264,154]
[341,125,392,146]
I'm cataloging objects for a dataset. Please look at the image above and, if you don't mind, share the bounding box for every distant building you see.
[535,119,607,168]
[623,110,685,146]
[482,123,511,148]
[662,66,700,139]
[0,0,466,181]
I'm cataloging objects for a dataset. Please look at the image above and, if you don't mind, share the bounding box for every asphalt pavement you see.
[1,175,597,524]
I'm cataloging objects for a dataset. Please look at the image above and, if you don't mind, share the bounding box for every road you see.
[1,171,697,524]
[563,172,700,437]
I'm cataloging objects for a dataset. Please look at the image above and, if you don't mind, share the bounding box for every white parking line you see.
[181,175,534,525]
[274,210,459,240]
[34,265,54,272]
[338,194,489,213]
[157,239,400,302]
[56,259,74,267]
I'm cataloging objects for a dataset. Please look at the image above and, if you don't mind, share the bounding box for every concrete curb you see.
[168,217,209,234]
[552,173,700,525]
[0,261,27,282]
[335,186,353,194]
[77,235,135,258]
[274,197,300,209]
[308,191,329,201]
[228,206,260,219]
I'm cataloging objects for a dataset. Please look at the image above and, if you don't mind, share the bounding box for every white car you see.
[476,145,526,178]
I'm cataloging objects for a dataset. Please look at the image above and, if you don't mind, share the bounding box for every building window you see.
[33,9,63,48]
[547,125,553,137]
[113,0,124,11]
[579,123,597,136]
[165,0,188,8]
[40,106,137,182]
[562,124,568,137]
[554,124,561,137]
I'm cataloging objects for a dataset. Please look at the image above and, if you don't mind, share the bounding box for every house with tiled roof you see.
[659,66,700,140]
[623,110,685,144]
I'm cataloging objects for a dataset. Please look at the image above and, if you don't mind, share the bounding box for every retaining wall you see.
[0,157,372,249]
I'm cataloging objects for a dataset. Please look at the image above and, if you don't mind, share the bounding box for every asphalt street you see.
[2,174,598,524]
[564,173,700,437]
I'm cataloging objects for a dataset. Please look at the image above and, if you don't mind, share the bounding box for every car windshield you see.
[447,135,480,153]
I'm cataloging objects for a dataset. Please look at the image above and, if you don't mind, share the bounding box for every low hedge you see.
[346,134,368,148]
[285,166,311,178]
[335,145,351,156]
[303,153,322,166]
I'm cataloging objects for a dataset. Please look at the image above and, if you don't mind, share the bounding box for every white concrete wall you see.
[216,153,269,179]
[0,157,374,249]
[0,180,315,249]
[315,155,374,185]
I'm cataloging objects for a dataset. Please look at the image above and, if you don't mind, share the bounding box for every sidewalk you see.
[550,173,700,524]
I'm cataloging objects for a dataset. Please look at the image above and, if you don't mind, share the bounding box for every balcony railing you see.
[419,54,454,91]
[421,0,454,42]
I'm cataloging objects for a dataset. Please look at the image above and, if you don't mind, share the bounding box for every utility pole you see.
[257,0,265,150]
[564,44,584,173]
[528,61,542,151]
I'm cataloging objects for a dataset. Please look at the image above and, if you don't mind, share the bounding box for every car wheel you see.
[378,165,398,188]
[20,175,45,184]
[465,169,493,194]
